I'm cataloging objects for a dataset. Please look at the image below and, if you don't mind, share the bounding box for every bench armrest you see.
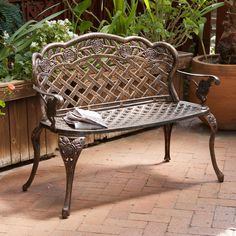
[33,85,64,130]
[177,70,221,105]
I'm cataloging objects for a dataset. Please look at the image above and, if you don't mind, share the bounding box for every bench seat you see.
[41,100,208,135]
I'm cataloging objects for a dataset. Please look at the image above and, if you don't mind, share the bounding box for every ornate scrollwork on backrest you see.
[33,33,178,109]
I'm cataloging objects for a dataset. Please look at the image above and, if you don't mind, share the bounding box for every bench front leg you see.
[59,136,85,219]
[163,123,173,162]
[201,113,224,182]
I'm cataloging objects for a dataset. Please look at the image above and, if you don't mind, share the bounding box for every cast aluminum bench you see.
[22,32,224,219]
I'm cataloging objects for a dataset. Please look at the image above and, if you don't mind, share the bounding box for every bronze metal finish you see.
[23,33,224,218]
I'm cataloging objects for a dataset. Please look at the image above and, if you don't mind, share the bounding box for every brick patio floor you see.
[0,118,236,236]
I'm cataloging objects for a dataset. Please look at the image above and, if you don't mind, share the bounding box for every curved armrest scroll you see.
[33,85,64,130]
[177,70,221,104]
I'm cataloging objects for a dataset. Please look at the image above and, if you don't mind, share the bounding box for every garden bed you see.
[0,81,57,168]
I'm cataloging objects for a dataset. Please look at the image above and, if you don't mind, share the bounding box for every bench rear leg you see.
[22,125,43,191]
[202,113,224,182]
[163,124,173,162]
[59,136,85,219]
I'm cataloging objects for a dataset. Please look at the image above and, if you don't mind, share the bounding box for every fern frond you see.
[0,0,24,36]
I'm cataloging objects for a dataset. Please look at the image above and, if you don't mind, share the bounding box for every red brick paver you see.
[0,118,236,236]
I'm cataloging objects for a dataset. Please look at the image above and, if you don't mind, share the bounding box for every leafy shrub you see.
[99,0,138,36]
[134,0,224,48]
[0,18,76,82]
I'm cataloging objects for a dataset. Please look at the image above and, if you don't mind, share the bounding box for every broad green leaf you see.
[78,21,93,34]
[100,25,111,33]
[0,100,5,108]
[143,0,151,12]
[200,2,224,16]
[198,22,205,40]
[113,0,124,12]
[73,0,91,17]
[9,20,36,42]
[97,19,109,31]
[126,0,138,27]
[14,37,34,52]
[143,0,154,22]
[12,10,66,41]
[0,47,12,61]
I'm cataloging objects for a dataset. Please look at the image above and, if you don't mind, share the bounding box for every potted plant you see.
[190,0,236,130]
[99,0,223,47]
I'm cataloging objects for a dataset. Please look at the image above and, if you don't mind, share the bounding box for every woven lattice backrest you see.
[33,33,179,109]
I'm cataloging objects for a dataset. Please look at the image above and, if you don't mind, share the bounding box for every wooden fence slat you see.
[27,96,42,158]
[0,107,11,167]
[216,0,227,52]
[9,99,29,163]
[45,130,58,154]
[27,95,57,159]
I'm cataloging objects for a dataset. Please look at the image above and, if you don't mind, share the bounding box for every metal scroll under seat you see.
[22,33,224,219]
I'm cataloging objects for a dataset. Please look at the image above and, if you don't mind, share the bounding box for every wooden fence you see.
[7,0,110,22]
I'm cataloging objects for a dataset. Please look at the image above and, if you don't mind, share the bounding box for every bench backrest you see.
[33,33,179,109]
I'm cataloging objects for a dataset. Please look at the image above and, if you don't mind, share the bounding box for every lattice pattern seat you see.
[23,33,224,219]
[41,100,208,135]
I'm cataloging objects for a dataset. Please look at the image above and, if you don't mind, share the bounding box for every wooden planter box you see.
[0,81,57,168]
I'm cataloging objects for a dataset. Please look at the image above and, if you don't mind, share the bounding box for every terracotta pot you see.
[190,54,236,130]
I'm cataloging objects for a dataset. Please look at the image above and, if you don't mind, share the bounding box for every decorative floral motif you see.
[145,47,173,74]
[206,112,217,130]
[39,59,56,73]
[145,48,158,61]
[89,39,103,53]
[35,35,179,108]
[59,136,85,163]
[118,45,133,58]
[63,48,77,63]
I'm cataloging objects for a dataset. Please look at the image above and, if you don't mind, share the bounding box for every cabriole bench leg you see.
[22,125,43,191]
[59,136,85,219]
[163,123,173,162]
[202,113,224,182]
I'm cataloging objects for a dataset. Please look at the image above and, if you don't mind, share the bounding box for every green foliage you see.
[0,99,5,115]
[99,0,138,36]
[0,10,65,61]
[30,19,76,53]
[0,11,76,82]
[100,0,223,48]
[134,0,224,48]
[0,0,24,36]
[63,0,95,34]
